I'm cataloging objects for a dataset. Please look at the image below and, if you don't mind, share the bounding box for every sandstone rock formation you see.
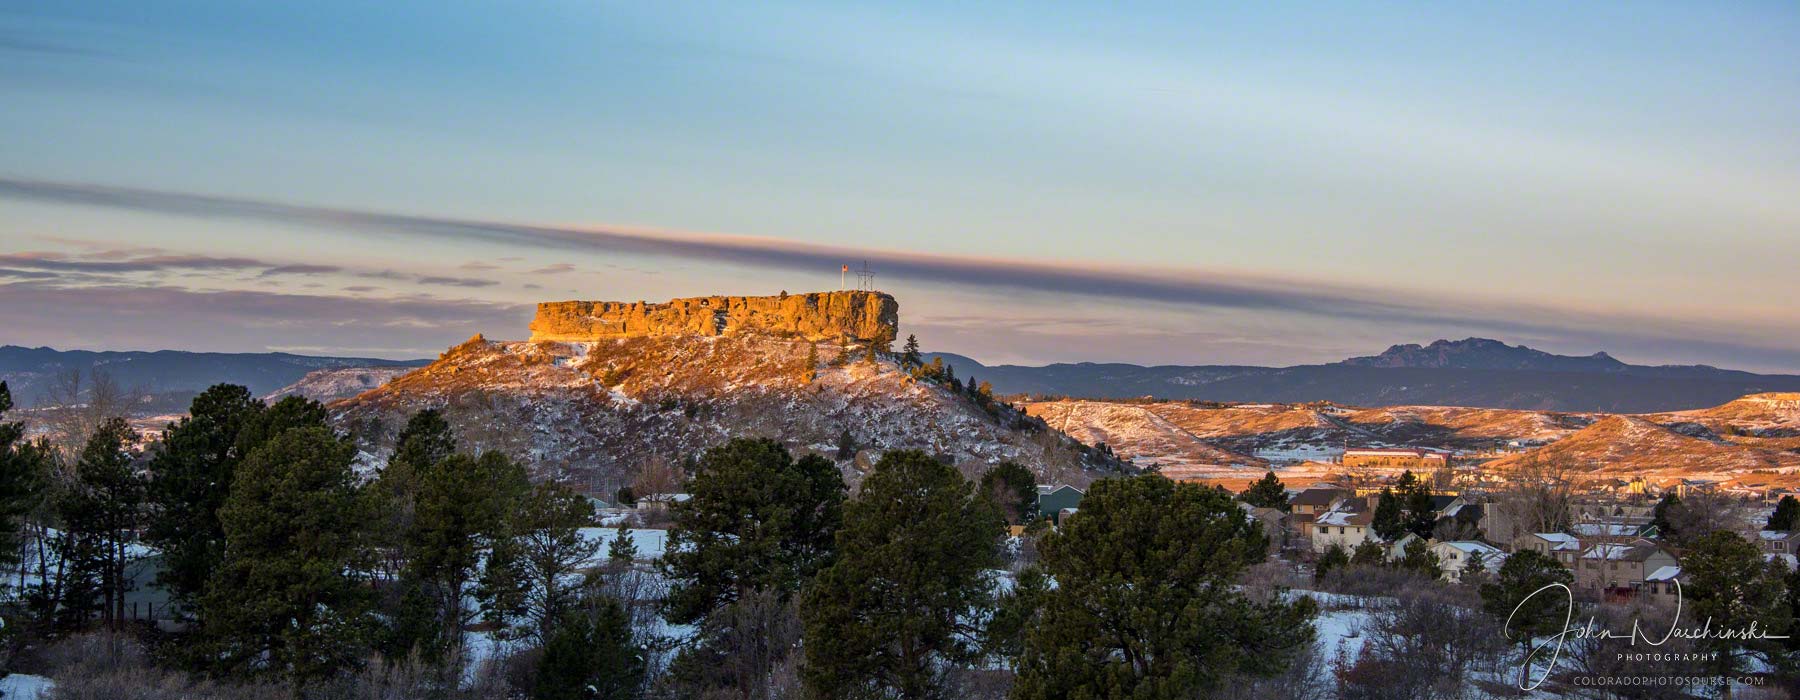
[529,291,898,343]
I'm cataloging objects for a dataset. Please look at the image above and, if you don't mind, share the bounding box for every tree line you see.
[0,380,1316,699]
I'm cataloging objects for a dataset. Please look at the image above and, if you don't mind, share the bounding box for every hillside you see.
[1021,400,1590,468]
[265,367,417,404]
[332,333,1116,493]
[1483,415,1796,475]
[0,345,427,410]
[926,339,1800,412]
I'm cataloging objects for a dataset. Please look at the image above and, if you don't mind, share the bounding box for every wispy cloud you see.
[531,263,577,274]
[0,280,526,358]
[4,177,1798,370]
[417,275,497,288]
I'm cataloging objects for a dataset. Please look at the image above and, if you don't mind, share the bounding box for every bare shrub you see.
[1338,584,1505,700]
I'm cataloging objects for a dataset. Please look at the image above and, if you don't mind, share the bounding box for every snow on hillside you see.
[266,366,415,403]
[332,335,1113,492]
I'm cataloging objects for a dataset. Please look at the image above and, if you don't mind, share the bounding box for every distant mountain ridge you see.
[927,338,1800,413]
[1341,338,1627,372]
[0,345,429,410]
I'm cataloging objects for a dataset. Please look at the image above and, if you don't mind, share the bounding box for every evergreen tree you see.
[662,437,844,625]
[801,450,1003,699]
[396,450,529,661]
[533,596,645,700]
[835,427,857,462]
[1013,475,1315,700]
[1769,495,1800,531]
[608,525,638,564]
[1396,539,1442,580]
[1650,492,1682,539]
[0,382,51,597]
[58,417,144,630]
[1316,543,1349,581]
[802,342,819,383]
[202,425,374,682]
[1462,549,1492,588]
[482,481,601,642]
[1371,488,1405,541]
[1350,540,1387,567]
[144,384,263,623]
[1240,470,1289,511]
[901,334,922,369]
[985,565,1049,661]
[1682,531,1791,681]
[1397,470,1438,538]
[979,461,1038,525]
[1480,549,1573,652]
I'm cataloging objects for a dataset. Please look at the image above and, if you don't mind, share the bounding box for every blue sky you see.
[2,1,1797,369]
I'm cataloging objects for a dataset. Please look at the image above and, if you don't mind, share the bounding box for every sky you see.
[2,1,1798,369]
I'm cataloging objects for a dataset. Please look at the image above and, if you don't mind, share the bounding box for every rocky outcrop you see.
[529,291,898,343]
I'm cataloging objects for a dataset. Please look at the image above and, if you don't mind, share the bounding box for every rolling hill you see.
[928,338,1800,412]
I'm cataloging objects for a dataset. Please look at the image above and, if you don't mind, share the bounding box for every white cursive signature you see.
[1504,580,1789,690]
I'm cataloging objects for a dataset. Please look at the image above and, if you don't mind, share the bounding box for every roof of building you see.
[1343,447,1449,458]
[1759,530,1800,541]
[1436,541,1504,556]
[1582,543,1665,562]
[1291,488,1350,507]
[1316,506,1374,528]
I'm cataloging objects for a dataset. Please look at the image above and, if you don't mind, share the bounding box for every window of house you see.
[1318,527,1328,535]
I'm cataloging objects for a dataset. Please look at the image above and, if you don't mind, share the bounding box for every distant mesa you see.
[529,291,898,343]
[1338,337,1628,372]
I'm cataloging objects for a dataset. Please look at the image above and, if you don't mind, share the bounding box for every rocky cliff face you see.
[529,291,898,343]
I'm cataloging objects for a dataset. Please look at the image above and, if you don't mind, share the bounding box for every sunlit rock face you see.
[529,291,898,343]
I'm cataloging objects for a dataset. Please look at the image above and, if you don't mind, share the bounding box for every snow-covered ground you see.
[577,527,669,563]
[0,674,54,700]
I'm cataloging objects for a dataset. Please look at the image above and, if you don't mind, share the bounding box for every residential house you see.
[1759,530,1800,570]
[1432,541,1507,582]
[1290,487,1353,544]
[1312,501,1378,554]
[1575,542,1678,598]
[1037,485,1085,524]
[1239,502,1290,554]
[1513,532,1582,568]
[1643,565,1685,605]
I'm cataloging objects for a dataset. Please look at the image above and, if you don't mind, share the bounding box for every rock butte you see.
[529,291,899,343]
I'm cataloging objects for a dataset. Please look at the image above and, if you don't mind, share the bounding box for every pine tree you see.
[1241,471,1289,511]
[1316,543,1349,581]
[144,384,264,624]
[1371,488,1405,541]
[1397,470,1438,538]
[1682,531,1791,681]
[901,334,922,369]
[1012,475,1315,699]
[1462,549,1491,587]
[58,417,144,630]
[1350,540,1387,567]
[533,595,645,700]
[835,427,857,462]
[1650,492,1682,539]
[0,382,51,598]
[802,450,1003,699]
[661,438,844,625]
[1396,539,1441,579]
[1480,549,1572,651]
[482,481,601,642]
[202,425,374,682]
[614,486,637,507]
[802,342,819,383]
[608,525,638,564]
[1769,495,1800,531]
[397,450,529,660]
[979,461,1039,525]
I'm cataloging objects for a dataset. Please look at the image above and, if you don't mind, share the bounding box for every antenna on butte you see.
[854,260,876,291]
